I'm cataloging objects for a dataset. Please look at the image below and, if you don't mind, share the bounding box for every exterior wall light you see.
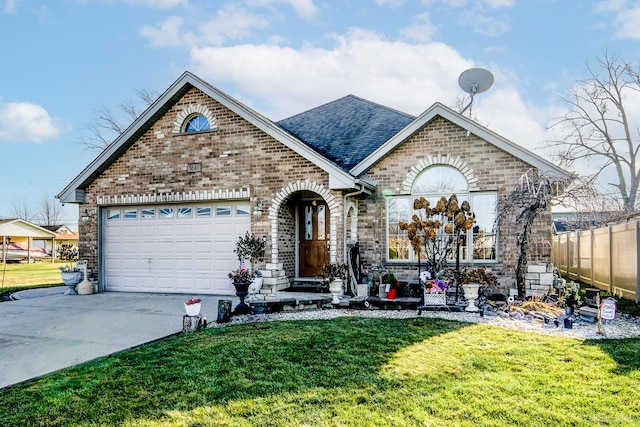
[253,199,263,220]
[80,209,94,225]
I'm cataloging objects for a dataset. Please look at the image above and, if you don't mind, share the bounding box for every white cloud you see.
[3,0,20,13]
[0,101,62,143]
[594,0,640,39]
[374,0,405,7]
[400,12,437,42]
[140,16,197,47]
[123,0,188,8]
[198,4,270,46]
[140,5,269,48]
[190,28,476,119]
[247,0,319,20]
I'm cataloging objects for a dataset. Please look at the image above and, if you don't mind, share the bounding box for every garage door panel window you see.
[159,207,174,219]
[236,204,250,216]
[107,209,121,220]
[196,207,212,218]
[177,207,192,218]
[216,206,231,216]
[141,208,155,219]
[124,209,137,220]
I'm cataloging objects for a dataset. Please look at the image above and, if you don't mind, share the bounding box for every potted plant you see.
[459,267,498,312]
[562,282,582,316]
[322,263,348,304]
[234,232,266,300]
[383,270,399,299]
[228,264,254,315]
[59,263,83,295]
[184,297,202,316]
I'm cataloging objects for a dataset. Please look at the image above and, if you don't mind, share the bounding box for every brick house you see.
[58,71,571,296]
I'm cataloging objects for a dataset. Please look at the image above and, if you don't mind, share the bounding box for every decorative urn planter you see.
[184,302,202,316]
[232,281,253,314]
[329,279,343,304]
[61,271,82,295]
[463,283,480,312]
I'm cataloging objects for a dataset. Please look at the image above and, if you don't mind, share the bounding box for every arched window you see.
[183,115,211,133]
[387,164,497,263]
[412,166,468,193]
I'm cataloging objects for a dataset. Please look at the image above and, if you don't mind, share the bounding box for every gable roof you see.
[277,95,415,171]
[350,102,573,178]
[58,72,372,203]
[0,219,58,238]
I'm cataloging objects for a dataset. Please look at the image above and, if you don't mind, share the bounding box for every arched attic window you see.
[183,114,211,133]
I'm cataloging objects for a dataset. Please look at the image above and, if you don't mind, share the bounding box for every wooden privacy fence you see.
[552,221,639,303]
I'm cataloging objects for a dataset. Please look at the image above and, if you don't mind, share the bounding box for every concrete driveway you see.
[0,288,238,388]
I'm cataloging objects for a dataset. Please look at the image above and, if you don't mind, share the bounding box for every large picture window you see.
[387,165,497,264]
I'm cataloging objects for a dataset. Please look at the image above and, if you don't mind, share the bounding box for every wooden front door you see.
[298,201,329,277]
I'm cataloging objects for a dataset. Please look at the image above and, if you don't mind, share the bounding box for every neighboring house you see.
[38,225,79,258]
[57,71,572,296]
[0,219,57,263]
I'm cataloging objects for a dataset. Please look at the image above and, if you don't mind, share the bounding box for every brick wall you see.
[354,116,552,287]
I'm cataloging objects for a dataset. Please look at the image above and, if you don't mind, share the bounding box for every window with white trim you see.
[387,165,497,263]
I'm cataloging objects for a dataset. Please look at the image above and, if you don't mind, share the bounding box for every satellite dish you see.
[458,68,494,95]
[458,68,494,116]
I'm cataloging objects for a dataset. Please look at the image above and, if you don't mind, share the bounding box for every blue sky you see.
[1,0,639,228]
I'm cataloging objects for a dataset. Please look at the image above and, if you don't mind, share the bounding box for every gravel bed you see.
[210,307,640,340]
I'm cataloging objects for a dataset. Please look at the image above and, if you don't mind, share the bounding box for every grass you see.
[1,316,639,426]
[0,261,66,296]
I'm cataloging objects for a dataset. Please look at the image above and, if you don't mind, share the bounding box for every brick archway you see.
[268,180,340,265]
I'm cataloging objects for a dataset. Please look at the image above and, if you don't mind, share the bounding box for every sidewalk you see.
[0,290,237,388]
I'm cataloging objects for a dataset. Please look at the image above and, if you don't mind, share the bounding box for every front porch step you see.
[283,277,329,293]
[250,295,332,314]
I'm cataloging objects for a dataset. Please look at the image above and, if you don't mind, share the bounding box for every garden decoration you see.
[323,263,348,304]
[184,297,202,316]
[59,264,83,295]
[234,232,266,303]
[562,282,581,316]
[229,264,254,314]
[383,270,399,299]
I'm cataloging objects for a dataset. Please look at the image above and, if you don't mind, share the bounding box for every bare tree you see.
[550,51,640,211]
[496,169,573,299]
[10,199,32,221]
[36,195,62,226]
[78,88,158,151]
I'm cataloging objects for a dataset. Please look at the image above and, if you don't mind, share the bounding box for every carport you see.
[0,219,57,263]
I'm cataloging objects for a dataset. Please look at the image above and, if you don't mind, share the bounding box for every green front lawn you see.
[0,261,65,296]
[1,317,639,426]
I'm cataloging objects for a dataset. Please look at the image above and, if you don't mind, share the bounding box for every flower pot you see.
[61,271,82,295]
[463,283,480,312]
[386,288,397,299]
[329,279,343,304]
[233,281,252,314]
[61,271,82,285]
[184,302,201,316]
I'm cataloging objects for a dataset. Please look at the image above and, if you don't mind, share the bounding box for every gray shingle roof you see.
[277,95,415,171]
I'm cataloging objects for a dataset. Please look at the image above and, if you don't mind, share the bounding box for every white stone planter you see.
[329,279,343,304]
[184,302,201,316]
[463,283,481,312]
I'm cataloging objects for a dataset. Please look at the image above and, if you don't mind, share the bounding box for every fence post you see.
[637,222,640,303]
[607,225,613,294]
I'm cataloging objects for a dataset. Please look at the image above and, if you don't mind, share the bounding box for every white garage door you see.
[102,202,250,294]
